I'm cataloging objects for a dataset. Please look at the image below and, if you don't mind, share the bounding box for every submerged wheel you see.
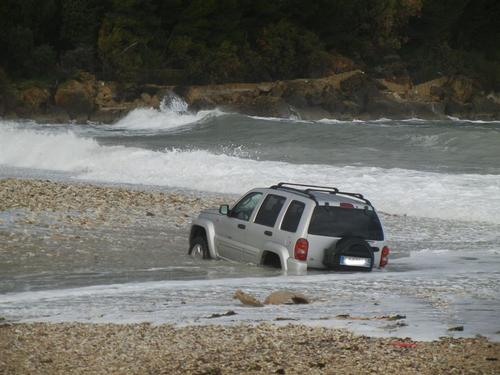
[189,236,210,259]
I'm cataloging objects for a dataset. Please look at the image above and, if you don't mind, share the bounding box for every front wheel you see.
[189,236,210,259]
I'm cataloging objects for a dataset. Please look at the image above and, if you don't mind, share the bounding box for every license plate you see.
[340,255,371,267]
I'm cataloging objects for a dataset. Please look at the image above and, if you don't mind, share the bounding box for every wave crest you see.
[113,93,224,131]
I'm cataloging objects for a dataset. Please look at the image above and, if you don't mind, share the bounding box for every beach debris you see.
[382,321,408,330]
[146,211,155,217]
[390,341,417,348]
[448,325,464,332]
[233,289,263,307]
[275,317,298,321]
[207,310,237,319]
[264,290,310,305]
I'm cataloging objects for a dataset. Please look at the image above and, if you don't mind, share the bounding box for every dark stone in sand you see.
[207,310,237,319]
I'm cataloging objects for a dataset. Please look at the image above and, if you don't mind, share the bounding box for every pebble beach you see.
[1,322,499,374]
[1,178,500,374]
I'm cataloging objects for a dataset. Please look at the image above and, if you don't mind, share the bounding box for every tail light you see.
[294,238,309,261]
[380,246,390,267]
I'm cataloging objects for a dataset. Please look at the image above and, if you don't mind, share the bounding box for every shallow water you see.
[0,96,499,340]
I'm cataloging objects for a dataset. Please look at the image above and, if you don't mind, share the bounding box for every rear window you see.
[281,200,305,233]
[308,206,383,240]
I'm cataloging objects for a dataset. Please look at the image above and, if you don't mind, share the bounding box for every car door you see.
[215,191,263,261]
[243,193,287,263]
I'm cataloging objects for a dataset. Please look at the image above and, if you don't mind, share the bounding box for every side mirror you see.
[219,204,229,215]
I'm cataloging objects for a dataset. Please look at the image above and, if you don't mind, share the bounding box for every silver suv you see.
[189,183,389,273]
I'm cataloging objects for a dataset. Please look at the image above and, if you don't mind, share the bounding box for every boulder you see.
[446,76,479,103]
[264,290,310,305]
[411,77,448,102]
[233,289,263,307]
[20,87,50,113]
[54,79,95,118]
[472,96,500,119]
[377,79,411,96]
[234,95,291,118]
[95,81,117,108]
[327,52,357,74]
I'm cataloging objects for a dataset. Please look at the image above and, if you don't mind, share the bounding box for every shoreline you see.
[1,322,499,374]
[3,71,500,124]
[1,178,499,352]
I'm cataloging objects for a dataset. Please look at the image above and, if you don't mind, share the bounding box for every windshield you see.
[308,206,384,240]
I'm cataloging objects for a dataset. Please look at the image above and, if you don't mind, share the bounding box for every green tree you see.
[97,0,164,81]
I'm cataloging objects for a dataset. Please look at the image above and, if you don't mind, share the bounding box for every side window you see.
[281,200,305,232]
[230,192,263,221]
[254,194,286,227]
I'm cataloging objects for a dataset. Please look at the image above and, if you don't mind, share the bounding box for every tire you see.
[323,237,374,271]
[189,236,210,259]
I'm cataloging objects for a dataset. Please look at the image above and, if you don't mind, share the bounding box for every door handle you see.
[264,230,272,236]
[238,224,246,229]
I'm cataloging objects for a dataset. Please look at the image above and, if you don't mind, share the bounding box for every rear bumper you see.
[286,258,307,275]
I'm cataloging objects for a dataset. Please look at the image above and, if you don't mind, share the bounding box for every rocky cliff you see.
[2,70,500,123]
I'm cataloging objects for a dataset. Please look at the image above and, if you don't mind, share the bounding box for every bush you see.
[256,21,330,80]
[6,26,34,76]
[29,45,57,77]
[61,46,97,75]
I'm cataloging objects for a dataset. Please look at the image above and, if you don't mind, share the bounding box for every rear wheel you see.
[189,236,210,259]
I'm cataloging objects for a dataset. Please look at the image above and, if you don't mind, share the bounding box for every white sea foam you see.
[1,125,499,224]
[446,115,500,124]
[112,93,224,130]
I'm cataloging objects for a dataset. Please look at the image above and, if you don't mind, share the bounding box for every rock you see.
[377,79,411,96]
[54,79,95,119]
[89,108,128,124]
[207,310,237,319]
[264,291,310,305]
[445,99,473,118]
[95,81,117,108]
[385,314,406,321]
[471,96,500,119]
[446,76,479,103]
[327,52,357,74]
[19,87,50,113]
[233,289,263,307]
[411,77,448,102]
[235,96,291,118]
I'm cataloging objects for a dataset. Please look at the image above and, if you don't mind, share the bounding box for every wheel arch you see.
[261,242,291,271]
[189,219,217,258]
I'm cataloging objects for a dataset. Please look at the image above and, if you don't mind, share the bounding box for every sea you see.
[0,94,499,340]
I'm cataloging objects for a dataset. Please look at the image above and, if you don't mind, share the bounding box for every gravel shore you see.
[1,322,499,374]
[1,178,499,374]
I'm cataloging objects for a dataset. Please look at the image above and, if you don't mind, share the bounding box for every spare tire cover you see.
[323,237,373,269]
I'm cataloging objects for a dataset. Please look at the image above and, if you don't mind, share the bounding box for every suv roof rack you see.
[270,182,372,206]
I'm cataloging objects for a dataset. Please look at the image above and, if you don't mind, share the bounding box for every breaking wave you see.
[112,93,224,131]
[1,124,499,224]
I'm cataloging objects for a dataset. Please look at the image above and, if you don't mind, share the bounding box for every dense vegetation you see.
[0,0,499,90]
